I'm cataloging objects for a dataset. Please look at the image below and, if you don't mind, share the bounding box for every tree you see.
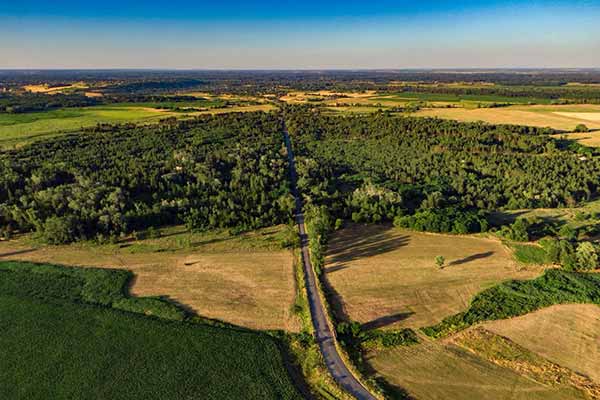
[576,242,598,271]
[574,124,589,133]
[41,216,76,245]
[435,255,445,269]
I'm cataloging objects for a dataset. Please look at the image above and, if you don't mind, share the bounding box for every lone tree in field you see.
[574,124,589,133]
[435,255,445,269]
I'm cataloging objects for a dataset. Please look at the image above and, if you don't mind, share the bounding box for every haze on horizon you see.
[1,0,599,69]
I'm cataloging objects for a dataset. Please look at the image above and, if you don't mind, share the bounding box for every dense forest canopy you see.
[0,112,293,243]
[2,103,600,243]
[285,108,600,231]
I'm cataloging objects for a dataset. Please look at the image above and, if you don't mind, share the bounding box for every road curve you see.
[283,125,377,400]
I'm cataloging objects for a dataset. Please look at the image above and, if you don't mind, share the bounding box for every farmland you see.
[368,335,586,400]
[484,304,600,383]
[4,69,600,399]
[0,260,302,400]
[0,225,299,331]
[414,104,600,131]
[323,223,543,329]
[0,102,275,148]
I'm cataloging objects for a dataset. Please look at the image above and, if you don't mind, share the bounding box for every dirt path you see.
[283,124,377,400]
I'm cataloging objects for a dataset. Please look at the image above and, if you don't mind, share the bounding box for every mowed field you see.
[368,335,586,400]
[324,223,543,330]
[0,103,275,148]
[484,304,600,383]
[0,225,299,331]
[414,104,600,131]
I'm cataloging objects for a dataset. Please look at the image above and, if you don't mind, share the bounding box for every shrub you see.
[40,216,76,244]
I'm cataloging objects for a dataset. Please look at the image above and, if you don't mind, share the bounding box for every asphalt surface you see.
[283,126,377,400]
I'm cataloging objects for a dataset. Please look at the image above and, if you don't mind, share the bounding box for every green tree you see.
[574,124,589,133]
[435,255,445,269]
[41,216,76,245]
[576,242,598,271]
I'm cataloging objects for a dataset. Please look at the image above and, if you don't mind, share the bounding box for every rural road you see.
[283,125,377,400]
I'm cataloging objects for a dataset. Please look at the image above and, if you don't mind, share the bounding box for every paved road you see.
[283,126,377,400]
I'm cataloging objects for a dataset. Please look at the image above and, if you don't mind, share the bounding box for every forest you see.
[285,107,600,233]
[0,112,293,243]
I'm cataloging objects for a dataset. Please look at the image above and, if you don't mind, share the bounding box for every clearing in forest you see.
[324,223,544,330]
[0,225,299,331]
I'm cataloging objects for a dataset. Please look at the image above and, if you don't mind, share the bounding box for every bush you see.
[40,216,76,244]
[498,218,529,242]
[574,124,589,133]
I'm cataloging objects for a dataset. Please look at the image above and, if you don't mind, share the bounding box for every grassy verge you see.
[0,260,303,400]
[282,249,352,400]
[423,269,600,338]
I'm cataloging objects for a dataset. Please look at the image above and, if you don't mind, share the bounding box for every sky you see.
[1,0,599,69]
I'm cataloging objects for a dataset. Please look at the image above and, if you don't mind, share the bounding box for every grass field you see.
[556,130,600,147]
[414,104,600,131]
[484,304,600,384]
[368,335,585,400]
[489,197,600,231]
[0,225,299,331]
[0,261,302,400]
[323,223,543,330]
[23,82,89,94]
[0,103,275,148]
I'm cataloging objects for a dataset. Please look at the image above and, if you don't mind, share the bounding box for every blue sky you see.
[1,1,599,68]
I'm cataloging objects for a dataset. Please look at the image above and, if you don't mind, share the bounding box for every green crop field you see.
[0,106,173,148]
[0,101,274,149]
[0,261,302,400]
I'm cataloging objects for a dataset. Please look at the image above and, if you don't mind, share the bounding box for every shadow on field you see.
[362,312,415,331]
[0,248,38,258]
[326,225,409,270]
[447,251,494,267]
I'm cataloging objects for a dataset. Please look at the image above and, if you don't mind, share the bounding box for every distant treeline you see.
[0,93,231,114]
[0,93,100,113]
[2,69,600,97]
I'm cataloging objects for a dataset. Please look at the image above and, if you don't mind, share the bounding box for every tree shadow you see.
[0,248,38,258]
[446,251,494,267]
[362,312,415,331]
[326,224,410,269]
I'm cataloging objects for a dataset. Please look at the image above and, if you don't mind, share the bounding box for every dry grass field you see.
[484,304,600,384]
[414,104,600,131]
[0,225,299,331]
[324,224,544,330]
[369,335,585,400]
[556,131,600,147]
[23,82,89,94]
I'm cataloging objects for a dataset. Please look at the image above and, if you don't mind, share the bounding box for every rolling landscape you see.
[2,1,600,399]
